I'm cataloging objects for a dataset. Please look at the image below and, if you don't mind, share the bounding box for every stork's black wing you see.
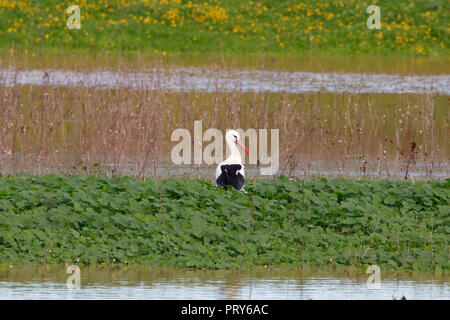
[216,164,245,191]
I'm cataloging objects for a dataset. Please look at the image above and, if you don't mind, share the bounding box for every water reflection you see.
[1,68,449,94]
[0,157,448,180]
[0,266,448,300]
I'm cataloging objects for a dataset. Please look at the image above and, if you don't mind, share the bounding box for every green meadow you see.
[0,174,448,271]
[0,0,448,56]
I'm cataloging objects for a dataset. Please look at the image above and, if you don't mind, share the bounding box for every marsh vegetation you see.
[0,174,448,271]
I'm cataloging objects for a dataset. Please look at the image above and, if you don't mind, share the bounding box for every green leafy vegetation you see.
[0,0,448,56]
[0,174,448,271]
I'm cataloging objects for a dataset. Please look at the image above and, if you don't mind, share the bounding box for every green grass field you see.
[0,174,448,271]
[0,0,448,56]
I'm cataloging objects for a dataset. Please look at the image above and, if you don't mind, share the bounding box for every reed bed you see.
[3,50,450,75]
[0,52,449,180]
[0,68,447,180]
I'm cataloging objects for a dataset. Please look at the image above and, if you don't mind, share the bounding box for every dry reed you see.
[0,58,448,181]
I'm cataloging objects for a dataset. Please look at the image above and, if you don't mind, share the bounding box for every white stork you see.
[215,130,249,192]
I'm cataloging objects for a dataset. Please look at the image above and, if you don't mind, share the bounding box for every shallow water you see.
[0,266,448,300]
[1,155,448,180]
[1,68,449,94]
[0,63,448,180]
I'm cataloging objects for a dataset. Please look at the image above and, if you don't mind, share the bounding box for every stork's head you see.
[226,130,249,155]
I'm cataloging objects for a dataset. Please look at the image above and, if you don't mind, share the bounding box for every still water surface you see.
[1,68,449,94]
[0,266,448,300]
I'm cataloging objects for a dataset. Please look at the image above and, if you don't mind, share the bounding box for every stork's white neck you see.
[225,135,242,164]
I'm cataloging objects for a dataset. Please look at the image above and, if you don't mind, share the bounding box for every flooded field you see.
[0,266,448,300]
[1,68,449,94]
[0,53,448,179]
[0,88,447,179]
[0,0,448,303]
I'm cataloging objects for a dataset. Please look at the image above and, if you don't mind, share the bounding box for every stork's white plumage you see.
[215,130,249,192]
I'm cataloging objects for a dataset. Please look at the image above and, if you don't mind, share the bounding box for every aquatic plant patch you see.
[0,174,448,271]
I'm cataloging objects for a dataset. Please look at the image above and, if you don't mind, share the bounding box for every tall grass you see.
[0,61,447,180]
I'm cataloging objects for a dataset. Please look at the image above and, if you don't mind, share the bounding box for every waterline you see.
[1,267,448,300]
[1,68,449,94]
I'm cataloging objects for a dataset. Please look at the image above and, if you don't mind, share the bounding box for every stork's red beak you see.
[236,139,250,155]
